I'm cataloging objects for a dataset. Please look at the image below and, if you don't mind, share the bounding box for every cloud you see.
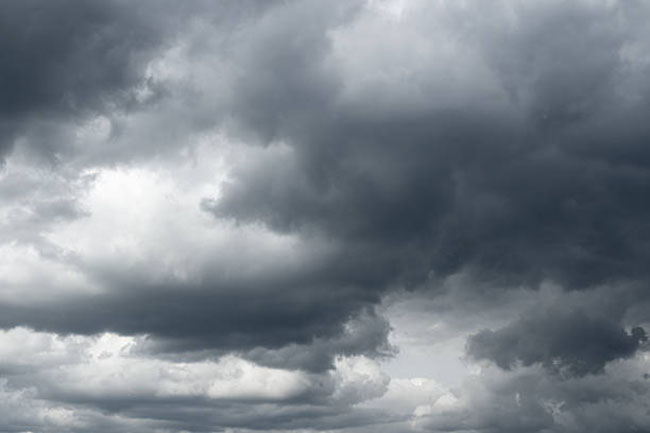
[0,327,395,432]
[467,307,647,376]
[411,357,650,433]
[206,0,650,294]
[2,0,650,431]
[0,149,392,373]
[0,0,163,158]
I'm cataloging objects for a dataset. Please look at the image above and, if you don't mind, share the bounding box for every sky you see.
[1,0,650,432]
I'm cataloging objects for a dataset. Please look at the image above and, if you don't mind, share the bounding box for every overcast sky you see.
[2,0,650,432]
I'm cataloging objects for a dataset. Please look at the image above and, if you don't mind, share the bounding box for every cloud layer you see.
[2,0,650,432]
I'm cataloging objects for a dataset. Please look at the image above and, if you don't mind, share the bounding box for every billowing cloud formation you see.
[212,0,650,289]
[0,0,161,157]
[468,308,647,376]
[2,0,650,431]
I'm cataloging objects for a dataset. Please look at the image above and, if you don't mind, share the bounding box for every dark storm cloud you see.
[3,0,650,431]
[0,1,157,116]
[211,0,650,291]
[198,1,650,428]
[0,0,274,160]
[243,308,394,372]
[467,307,647,376]
[0,0,157,157]
[3,0,650,376]
[0,256,390,371]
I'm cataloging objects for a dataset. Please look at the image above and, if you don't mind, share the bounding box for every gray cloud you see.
[2,0,650,431]
[0,277,384,363]
[0,0,160,158]
[467,307,647,377]
[209,0,650,291]
[413,361,650,433]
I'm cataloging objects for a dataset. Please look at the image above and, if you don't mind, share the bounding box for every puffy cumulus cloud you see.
[2,0,650,431]
[330,355,390,405]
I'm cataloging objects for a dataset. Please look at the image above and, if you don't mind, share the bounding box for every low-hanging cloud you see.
[2,0,650,432]
[467,307,648,376]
